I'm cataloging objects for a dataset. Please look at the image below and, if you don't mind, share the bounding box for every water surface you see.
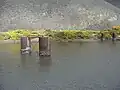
[0,41,120,90]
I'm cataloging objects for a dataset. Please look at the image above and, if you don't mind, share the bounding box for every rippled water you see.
[0,41,120,90]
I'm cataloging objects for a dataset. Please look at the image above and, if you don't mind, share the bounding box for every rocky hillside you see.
[0,0,120,31]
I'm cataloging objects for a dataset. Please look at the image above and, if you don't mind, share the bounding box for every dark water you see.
[0,41,120,90]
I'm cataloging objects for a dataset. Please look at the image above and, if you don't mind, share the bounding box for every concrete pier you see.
[20,36,51,56]
[39,37,51,56]
[20,36,31,54]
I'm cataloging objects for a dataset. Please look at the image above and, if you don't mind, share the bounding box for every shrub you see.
[112,25,120,30]
[0,28,120,40]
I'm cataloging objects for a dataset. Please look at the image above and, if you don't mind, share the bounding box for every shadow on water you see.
[38,56,52,72]
[99,39,117,45]
[20,54,27,69]
[20,54,52,72]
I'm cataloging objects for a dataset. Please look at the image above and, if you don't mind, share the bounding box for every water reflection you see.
[20,53,52,72]
[20,54,27,69]
[38,56,52,72]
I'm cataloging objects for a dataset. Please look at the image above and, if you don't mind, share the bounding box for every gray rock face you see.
[0,0,120,31]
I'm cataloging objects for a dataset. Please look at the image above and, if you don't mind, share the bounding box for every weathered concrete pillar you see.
[39,36,51,56]
[20,36,32,54]
[20,37,28,50]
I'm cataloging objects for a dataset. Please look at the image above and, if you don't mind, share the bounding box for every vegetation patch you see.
[0,25,120,41]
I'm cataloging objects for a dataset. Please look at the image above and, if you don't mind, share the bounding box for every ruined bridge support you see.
[20,36,51,56]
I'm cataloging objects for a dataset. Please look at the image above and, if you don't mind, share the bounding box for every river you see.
[0,41,120,90]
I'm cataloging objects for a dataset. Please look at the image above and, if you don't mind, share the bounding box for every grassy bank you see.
[0,27,120,41]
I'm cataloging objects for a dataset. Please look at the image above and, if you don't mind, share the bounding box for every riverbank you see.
[0,28,120,44]
[0,39,101,44]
